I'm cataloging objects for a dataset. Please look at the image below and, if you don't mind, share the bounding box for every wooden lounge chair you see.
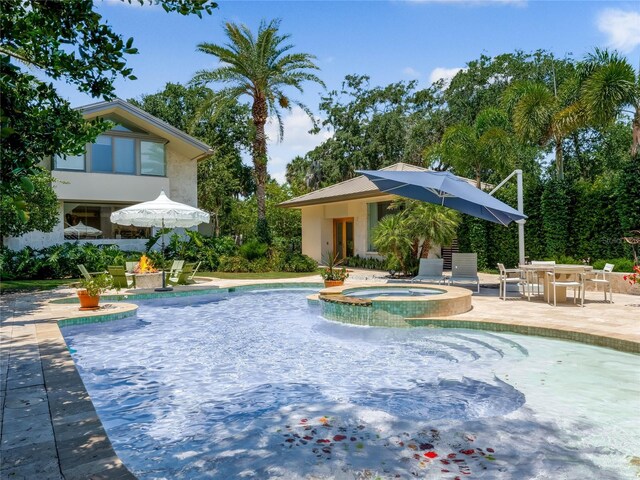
[187,261,202,283]
[108,266,135,289]
[412,258,446,284]
[167,260,184,279]
[78,264,106,281]
[167,263,193,286]
[448,253,480,292]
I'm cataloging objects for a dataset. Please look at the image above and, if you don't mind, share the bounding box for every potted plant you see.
[77,273,114,311]
[320,252,349,288]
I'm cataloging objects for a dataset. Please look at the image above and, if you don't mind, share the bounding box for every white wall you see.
[53,171,170,203]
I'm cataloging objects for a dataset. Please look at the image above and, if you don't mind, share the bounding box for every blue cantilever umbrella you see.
[357,170,526,226]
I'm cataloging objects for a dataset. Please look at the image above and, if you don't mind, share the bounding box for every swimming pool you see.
[62,288,640,479]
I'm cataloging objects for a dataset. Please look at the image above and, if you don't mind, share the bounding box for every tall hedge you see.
[541,178,570,258]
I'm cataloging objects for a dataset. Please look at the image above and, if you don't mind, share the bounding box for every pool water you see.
[342,287,442,298]
[62,289,640,479]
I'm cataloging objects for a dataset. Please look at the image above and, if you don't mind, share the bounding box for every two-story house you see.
[4,99,213,251]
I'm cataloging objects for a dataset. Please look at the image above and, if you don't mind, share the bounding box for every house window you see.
[53,129,166,176]
[91,135,113,173]
[64,202,151,240]
[53,153,85,171]
[114,137,136,174]
[140,141,166,176]
[367,201,393,251]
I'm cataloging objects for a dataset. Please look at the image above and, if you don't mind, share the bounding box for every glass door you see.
[333,218,354,260]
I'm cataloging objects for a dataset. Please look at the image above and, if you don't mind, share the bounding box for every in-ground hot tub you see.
[318,283,472,327]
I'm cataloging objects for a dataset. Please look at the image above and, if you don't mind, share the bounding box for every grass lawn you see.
[0,278,79,294]
[198,270,322,280]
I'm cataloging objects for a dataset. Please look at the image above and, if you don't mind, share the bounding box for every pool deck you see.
[1,271,638,479]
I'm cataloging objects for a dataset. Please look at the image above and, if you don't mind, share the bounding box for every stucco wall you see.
[166,149,197,207]
[52,171,170,203]
[300,196,397,263]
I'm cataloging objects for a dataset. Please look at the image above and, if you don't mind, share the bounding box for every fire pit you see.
[134,272,164,289]
[132,255,164,289]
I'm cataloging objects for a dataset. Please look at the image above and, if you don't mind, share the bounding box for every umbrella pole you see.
[155,217,173,292]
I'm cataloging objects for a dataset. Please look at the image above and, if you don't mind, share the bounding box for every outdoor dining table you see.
[519,264,594,303]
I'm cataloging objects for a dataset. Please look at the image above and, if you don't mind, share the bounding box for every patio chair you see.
[108,266,135,289]
[546,267,585,307]
[586,263,614,303]
[125,261,138,273]
[526,261,556,297]
[449,253,480,292]
[412,258,446,284]
[497,263,524,300]
[78,264,106,281]
[167,263,193,286]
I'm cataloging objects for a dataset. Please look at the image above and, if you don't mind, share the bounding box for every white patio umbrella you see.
[110,191,210,291]
[64,221,102,239]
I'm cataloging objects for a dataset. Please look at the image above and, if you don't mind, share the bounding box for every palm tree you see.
[578,48,639,158]
[400,201,460,258]
[501,77,583,179]
[192,20,324,241]
[372,214,413,274]
[440,107,513,187]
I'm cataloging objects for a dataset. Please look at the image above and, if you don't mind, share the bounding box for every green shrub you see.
[217,255,251,272]
[239,239,269,261]
[343,255,387,271]
[282,253,317,272]
[249,257,272,273]
[592,258,635,272]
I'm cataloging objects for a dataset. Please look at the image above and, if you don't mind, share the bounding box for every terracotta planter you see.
[77,289,100,311]
[324,279,344,288]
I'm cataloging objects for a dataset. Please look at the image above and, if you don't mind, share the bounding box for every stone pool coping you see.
[2,275,638,479]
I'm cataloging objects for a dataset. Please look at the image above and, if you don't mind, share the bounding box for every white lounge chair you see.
[586,263,614,303]
[497,263,524,300]
[412,258,446,284]
[449,253,480,292]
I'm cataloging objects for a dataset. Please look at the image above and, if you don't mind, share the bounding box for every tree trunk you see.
[252,95,268,222]
[419,239,431,259]
[394,246,406,274]
[632,105,640,159]
[555,137,564,179]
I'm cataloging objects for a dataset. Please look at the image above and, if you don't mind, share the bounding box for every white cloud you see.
[262,107,333,184]
[402,67,421,78]
[596,8,640,53]
[429,67,464,86]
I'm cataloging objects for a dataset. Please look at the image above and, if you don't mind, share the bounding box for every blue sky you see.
[53,0,640,182]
